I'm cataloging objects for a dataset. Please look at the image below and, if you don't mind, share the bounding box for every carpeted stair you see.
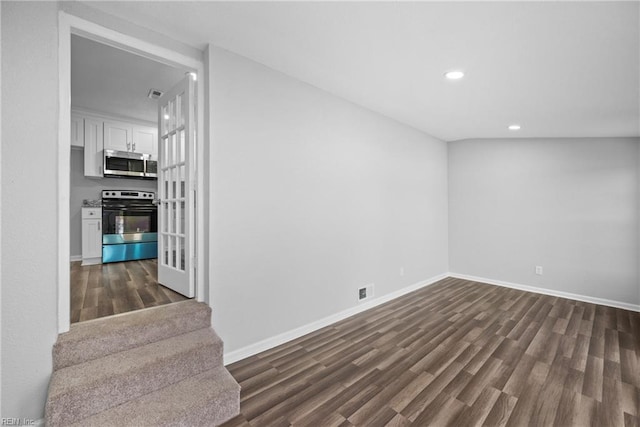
[45,301,240,426]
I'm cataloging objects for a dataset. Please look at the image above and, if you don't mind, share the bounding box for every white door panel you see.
[157,75,195,298]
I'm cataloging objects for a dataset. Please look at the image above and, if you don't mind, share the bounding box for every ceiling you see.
[71,34,186,122]
[84,1,639,141]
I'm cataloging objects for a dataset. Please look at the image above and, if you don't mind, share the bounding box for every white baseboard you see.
[70,255,82,262]
[223,272,449,365]
[448,272,640,313]
[224,271,639,365]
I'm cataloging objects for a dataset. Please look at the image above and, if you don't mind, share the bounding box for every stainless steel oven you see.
[102,190,157,263]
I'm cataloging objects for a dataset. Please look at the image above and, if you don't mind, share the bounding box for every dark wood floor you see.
[70,259,188,323]
[221,277,640,427]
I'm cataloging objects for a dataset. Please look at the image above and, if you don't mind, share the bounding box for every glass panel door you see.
[157,75,195,297]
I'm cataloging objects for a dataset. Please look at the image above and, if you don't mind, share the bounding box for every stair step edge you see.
[68,366,240,427]
[54,301,212,370]
[46,328,224,426]
[49,328,223,396]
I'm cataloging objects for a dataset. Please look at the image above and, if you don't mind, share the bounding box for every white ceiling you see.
[85,1,639,141]
[71,35,186,122]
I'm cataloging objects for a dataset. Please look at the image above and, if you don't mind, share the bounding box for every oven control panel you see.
[102,190,155,200]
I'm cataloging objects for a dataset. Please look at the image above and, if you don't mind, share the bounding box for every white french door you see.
[157,75,196,297]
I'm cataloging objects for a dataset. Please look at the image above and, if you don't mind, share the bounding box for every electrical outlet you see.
[358,284,374,301]
[535,266,543,275]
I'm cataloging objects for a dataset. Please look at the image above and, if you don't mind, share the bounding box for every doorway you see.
[58,13,206,333]
[69,35,191,323]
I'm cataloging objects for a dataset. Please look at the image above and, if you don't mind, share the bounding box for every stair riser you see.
[46,341,222,426]
[73,395,240,427]
[67,368,241,427]
[175,388,240,427]
[53,306,211,370]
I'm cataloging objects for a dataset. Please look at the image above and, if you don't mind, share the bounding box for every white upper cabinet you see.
[103,120,133,152]
[84,118,104,178]
[104,120,157,157]
[71,110,158,178]
[132,126,157,158]
[70,113,84,147]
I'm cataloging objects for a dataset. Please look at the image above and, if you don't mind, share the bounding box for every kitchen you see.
[69,35,190,323]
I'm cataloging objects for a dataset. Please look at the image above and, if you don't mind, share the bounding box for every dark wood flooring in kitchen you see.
[70,259,188,323]
[221,277,640,427]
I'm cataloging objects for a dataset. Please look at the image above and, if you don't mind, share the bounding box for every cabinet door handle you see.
[127,141,131,150]
[98,221,101,231]
[132,142,136,152]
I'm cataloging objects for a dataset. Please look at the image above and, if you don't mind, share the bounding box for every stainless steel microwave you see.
[103,150,157,179]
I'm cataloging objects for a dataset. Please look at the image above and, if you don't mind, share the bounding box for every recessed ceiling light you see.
[508,124,521,131]
[444,70,465,80]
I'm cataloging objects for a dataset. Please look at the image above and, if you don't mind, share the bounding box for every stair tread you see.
[69,366,240,427]
[49,327,221,396]
[54,300,211,369]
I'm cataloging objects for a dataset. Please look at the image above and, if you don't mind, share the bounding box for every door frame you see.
[57,12,206,333]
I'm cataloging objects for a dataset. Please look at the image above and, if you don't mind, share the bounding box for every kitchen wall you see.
[448,137,639,306]
[1,1,60,419]
[209,46,449,354]
[69,148,157,258]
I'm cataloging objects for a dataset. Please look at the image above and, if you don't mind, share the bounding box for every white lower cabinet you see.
[81,208,102,265]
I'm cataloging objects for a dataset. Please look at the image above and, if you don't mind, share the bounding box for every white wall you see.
[209,47,449,353]
[449,138,639,306]
[0,2,203,419]
[69,148,156,257]
[1,1,60,419]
